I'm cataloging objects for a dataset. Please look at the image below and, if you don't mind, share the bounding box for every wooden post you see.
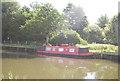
[17,41,19,45]
[46,35,49,44]
[25,41,28,45]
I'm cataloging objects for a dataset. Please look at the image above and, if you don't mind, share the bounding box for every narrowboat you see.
[36,44,94,58]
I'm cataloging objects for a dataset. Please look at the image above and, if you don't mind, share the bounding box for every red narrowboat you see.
[36,44,94,58]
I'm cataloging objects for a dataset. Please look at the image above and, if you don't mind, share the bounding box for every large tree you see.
[63,3,89,38]
[104,15,118,44]
[118,13,120,45]
[96,14,109,28]
[2,2,20,41]
[20,3,67,43]
[2,2,27,41]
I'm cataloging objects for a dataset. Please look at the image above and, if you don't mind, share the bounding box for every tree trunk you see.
[46,35,49,44]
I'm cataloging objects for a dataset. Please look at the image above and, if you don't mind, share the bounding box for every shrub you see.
[49,29,88,45]
[83,25,103,43]
[75,43,118,53]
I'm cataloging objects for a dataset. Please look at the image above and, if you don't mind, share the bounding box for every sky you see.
[17,0,119,25]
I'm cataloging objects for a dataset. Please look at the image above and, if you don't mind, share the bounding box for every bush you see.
[75,43,118,53]
[49,29,88,45]
[88,44,118,53]
[83,25,103,43]
[42,43,52,46]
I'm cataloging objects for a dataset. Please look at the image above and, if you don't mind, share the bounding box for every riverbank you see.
[1,43,118,53]
[1,45,118,61]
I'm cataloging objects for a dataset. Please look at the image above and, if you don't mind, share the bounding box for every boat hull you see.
[36,52,94,59]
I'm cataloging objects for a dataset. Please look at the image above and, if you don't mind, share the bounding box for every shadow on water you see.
[1,47,37,59]
[2,50,37,59]
[2,53,37,59]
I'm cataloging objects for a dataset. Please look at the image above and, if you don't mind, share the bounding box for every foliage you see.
[83,25,104,43]
[104,15,118,44]
[2,2,23,41]
[63,3,89,37]
[50,29,88,45]
[2,2,118,47]
[75,43,118,53]
[96,14,109,28]
[20,5,32,20]
[20,3,67,43]
[118,13,120,45]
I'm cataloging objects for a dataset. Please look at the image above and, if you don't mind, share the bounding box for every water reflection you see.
[36,54,118,79]
[85,72,96,79]
[2,50,118,79]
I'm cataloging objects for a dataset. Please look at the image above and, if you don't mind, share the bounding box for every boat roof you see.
[78,47,89,48]
[46,46,89,48]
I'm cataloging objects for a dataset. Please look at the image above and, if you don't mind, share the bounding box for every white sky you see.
[17,0,119,25]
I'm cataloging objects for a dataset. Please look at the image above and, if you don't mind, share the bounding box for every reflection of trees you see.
[40,56,90,79]
[95,65,118,79]
[45,62,87,79]
[41,57,96,79]
[91,59,118,79]
[43,56,118,79]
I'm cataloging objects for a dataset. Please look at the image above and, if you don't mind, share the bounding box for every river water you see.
[1,50,118,79]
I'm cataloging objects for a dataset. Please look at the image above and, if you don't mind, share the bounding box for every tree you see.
[118,13,120,45]
[2,2,20,41]
[20,5,32,20]
[63,3,89,37]
[20,3,67,43]
[104,15,118,44]
[50,29,88,45]
[2,2,29,41]
[83,25,103,43]
[96,14,109,28]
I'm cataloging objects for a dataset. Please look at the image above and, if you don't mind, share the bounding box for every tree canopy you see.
[19,3,67,43]
[2,2,22,41]
[63,3,89,37]
[96,14,109,28]
[2,2,118,46]
[104,15,118,44]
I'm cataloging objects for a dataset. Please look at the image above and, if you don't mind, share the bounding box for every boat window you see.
[58,48,64,52]
[78,48,88,54]
[52,48,56,51]
[46,47,51,51]
[69,49,75,52]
